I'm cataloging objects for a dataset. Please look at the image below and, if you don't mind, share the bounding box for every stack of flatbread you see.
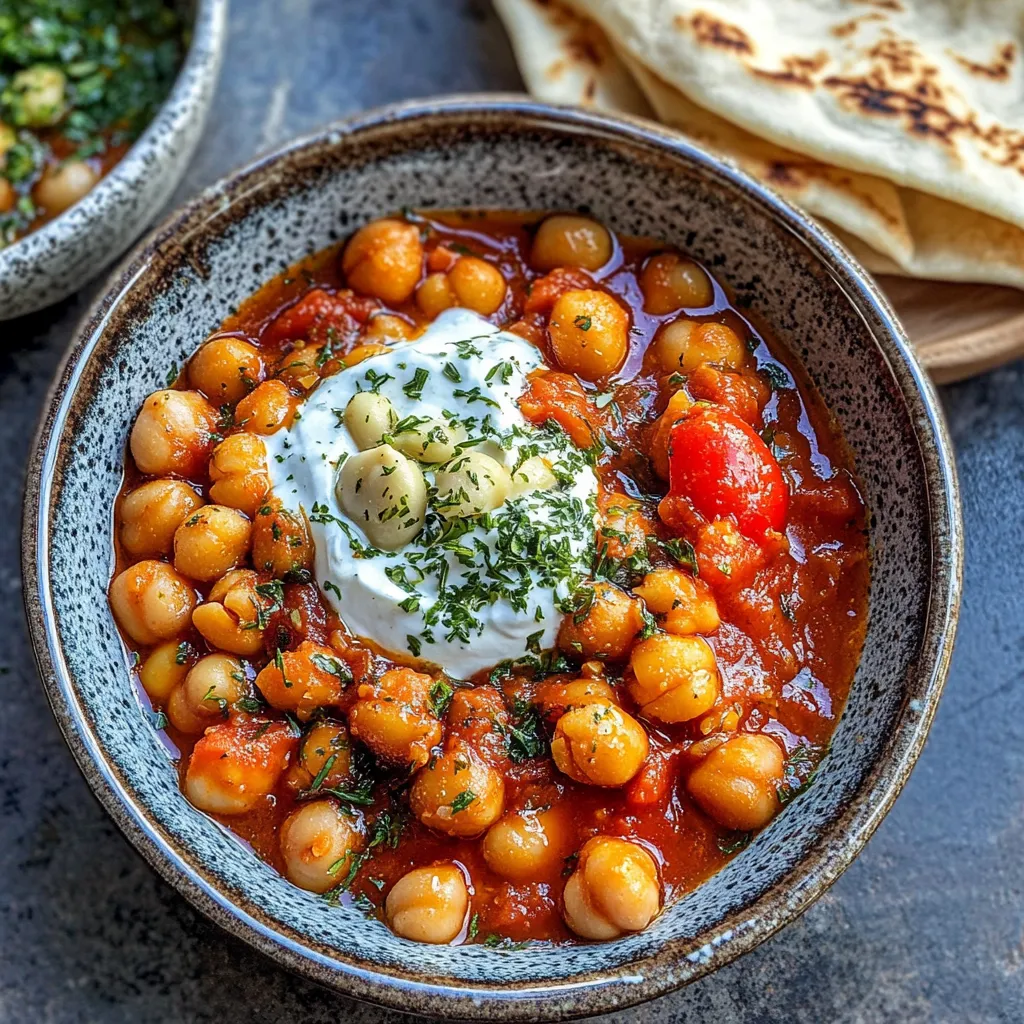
[494,0,1024,381]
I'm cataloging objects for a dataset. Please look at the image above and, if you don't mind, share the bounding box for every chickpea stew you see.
[110,210,869,947]
[0,0,185,247]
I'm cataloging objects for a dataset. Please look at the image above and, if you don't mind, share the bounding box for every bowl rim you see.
[21,95,963,1020]
[0,0,228,273]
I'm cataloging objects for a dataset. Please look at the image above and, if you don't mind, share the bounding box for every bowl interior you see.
[27,101,959,1019]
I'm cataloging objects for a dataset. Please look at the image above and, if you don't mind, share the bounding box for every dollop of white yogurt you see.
[265,308,598,678]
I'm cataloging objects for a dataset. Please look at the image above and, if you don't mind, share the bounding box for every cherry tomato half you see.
[263,288,376,346]
[668,407,788,540]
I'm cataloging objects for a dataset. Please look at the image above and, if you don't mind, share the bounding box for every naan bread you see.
[565,0,1024,230]
[628,56,1024,289]
[496,0,1024,290]
[493,0,651,116]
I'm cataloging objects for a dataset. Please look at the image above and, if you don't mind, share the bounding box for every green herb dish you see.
[0,0,226,320]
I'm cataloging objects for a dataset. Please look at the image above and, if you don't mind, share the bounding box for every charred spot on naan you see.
[673,12,753,55]
[752,53,830,88]
[831,13,887,40]
[538,0,623,102]
[949,41,1017,81]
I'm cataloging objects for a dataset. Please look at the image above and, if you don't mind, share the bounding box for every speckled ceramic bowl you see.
[22,98,962,1020]
[0,0,227,321]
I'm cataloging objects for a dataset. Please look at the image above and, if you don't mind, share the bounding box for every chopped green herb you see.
[652,536,699,575]
[507,699,546,763]
[321,781,375,806]
[449,790,477,814]
[274,648,290,689]
[310,652,354,687]
[308,754,337,793]
[402,367,430,400]
[717,831,753,855]
[429,678,454,719]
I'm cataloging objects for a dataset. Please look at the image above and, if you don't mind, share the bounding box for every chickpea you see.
[411,748,505,837]
[0,122,15,160]
[173,504,252,583]
[558,581,644,660]
[654,319,747,374]
[167,653,247,734]
[628,633,719,724]
[138,639,191,703]
[109,560,196,645]
[416,272,456,318]
[120,479,204,558]
[185,717,295,815]
[192,569,267,656]
[596,494,651,561]
[386,864,469,944]
[343,391,397,450]
[341,343,390,368]
[255,640,352,717]
[433,451,511,520]
[342,218,423,304]
[444,687,510,764]
[337,444,427,549]
[364,313,413,342]
[536,677,618,722]
[348,667,442,769]
[508,455,557,497]
[276,343,325,391]
[8,66,66,127]
[531,215,613,272]
[296,721,353,790]
[549,289,628,381]
[448,256,507,315]
[129,389,218,478]
[34,160,98,215]
[208,432,269,517]
[186,335,264,403]
[640,252,714,313]
[482,806,572,881]
[687,733,785,831]
[252,500,313,577]
[633,568,720,636]
[653,319,696,373]
[649,389,694,481]
[391,416,467,464]
[280,800,365,893]
[235,380,297,435]
[551,702,648,787]
[562,836,661,939]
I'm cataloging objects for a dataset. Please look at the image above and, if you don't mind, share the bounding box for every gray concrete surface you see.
[1,2,1021,1021]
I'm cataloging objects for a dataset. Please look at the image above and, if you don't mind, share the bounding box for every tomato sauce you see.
[113,211,868,947]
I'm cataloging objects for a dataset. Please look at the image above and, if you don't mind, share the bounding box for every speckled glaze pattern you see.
[0,0,227,321]
[22,99,962,1020]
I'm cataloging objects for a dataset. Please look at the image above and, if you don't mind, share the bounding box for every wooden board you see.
[879,276,1024,384]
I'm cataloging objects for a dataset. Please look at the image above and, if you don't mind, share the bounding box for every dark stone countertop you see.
[1,2,1021,1021]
